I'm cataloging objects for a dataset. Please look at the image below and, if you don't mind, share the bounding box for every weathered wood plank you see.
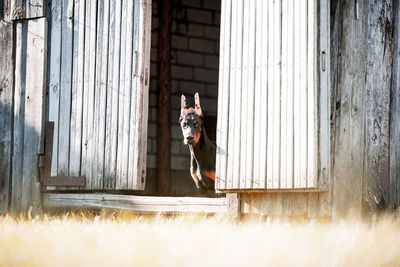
[332,0,367,220]
[272,0,281,189]
[93,0,110,189]
[252,0,262,189]
[21,18,47,214]
[48,0,61,178]
[280,0,288,189]
[10,0,45,20]
[226,193,240,219]
[92,0,104,188]
[216,0,231,190]
[245,0,255,189]
[120,0,134,190]
[0,21,13,214]
[239,0,248,189]
[104,0,120,189]
[43,193,228,213]
[58,0,73,176]
[116,0,128,189]
[391,0,400,208]
[2,0,12,19]
[135,0,151,190]
[307,0,317,188]
[308,192,331,218]
[364,0,392,210]
[11,21,26,214]
[283,193,308,216]
[299,0,307,188]
[232,0,243,189]
[318,0,330,190]
[259,193,283,216]
[287,1,295,189]
[82,0,97,189]
[258,0,268,189]
[69,0,86,178]
[128,0,140,190]
[266,0,274,189]
[215,0,225,190]
[293,0,301,188]
[26,0,45,18]
[226,0,238,190]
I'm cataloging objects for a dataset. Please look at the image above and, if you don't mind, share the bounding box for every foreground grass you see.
[0,212,399,267]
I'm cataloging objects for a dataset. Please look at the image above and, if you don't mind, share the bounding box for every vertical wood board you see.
[0,22,13,213]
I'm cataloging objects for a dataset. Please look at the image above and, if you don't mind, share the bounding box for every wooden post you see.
[226,193,240,220]
[0,21,13,214]
[364,0,393,211]
[331,0,367,220]
[391,0,400,208]
[157,0,171,195]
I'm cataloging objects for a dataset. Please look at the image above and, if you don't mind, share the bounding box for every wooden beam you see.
[331,0,368,220]
[42,193,228,214]
[157,0,171,195]
[364,0,393,211]
[391,0,400,208]
[0,21,13,214]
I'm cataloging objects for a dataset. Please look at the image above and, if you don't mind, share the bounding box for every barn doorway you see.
[144,0,221,197]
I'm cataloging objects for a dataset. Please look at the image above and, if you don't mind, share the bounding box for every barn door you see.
[216,0,330,191]
[47,0,151,190]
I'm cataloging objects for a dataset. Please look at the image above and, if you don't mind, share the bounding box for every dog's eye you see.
[183,123,188,128]
[194,121,199,128]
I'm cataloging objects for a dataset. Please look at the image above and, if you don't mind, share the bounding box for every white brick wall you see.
[147,0,220,191]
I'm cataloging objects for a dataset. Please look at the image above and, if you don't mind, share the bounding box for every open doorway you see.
[145,0,221,196]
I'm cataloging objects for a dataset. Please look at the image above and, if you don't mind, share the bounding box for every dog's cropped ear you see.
[181,95,187,116]
[194,92,203,117]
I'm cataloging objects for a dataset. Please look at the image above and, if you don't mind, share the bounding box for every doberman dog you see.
[179,93,216,195]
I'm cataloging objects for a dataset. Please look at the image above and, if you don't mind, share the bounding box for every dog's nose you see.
[186,136,194,141]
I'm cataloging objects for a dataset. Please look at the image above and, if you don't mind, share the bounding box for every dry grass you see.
[0,211,399,267]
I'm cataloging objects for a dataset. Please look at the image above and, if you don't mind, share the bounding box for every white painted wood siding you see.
[48,0,151,190]
[216,0,330,191]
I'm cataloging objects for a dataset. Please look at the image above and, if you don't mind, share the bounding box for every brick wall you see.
[145,0,221,196]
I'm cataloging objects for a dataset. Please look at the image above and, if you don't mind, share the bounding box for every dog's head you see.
[179,93,204,146]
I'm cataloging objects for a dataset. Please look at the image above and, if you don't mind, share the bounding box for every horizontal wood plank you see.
[43,193,228,213]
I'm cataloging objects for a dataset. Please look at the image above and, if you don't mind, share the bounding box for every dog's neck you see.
[189,127,215,163]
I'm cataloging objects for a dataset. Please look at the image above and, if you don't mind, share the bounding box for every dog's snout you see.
[186,136,194,140]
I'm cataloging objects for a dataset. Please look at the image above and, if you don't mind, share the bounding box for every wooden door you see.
[216,0,330,191]
[48,0,151,190]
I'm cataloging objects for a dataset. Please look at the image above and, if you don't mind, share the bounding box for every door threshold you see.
[42,192,228,214]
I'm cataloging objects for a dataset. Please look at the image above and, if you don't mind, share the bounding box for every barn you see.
[0,0,399,221]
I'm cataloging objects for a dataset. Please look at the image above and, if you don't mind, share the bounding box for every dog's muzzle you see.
[186,136,194,144]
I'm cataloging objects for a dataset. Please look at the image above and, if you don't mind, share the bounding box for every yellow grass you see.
[0,212,399,267]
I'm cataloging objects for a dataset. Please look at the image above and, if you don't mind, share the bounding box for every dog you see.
[179,93,216,194]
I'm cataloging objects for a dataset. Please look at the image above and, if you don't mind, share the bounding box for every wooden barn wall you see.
[241,0,400,219]
[0,0,48,215]
[47,0,151,191]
